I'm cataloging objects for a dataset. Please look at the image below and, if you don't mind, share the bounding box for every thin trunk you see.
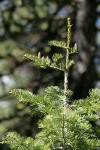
[62,18,72,150]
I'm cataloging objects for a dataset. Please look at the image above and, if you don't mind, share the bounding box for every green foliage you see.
[24,53,64,71]
[2,18,100,150]
[48,40,67,49]
[2,132,35,150]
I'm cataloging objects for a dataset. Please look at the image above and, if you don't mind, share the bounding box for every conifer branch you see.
[24,54,51,68]
[69,43,78,54]
[48,40,67,49]
[24,53,64,71]
[67,18,72,49]
[2,17,100,150]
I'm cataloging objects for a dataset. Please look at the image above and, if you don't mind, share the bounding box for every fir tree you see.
[1,18,100,150]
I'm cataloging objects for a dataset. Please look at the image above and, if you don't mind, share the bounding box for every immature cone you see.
[38,52,41,58]
[74,43,77,51]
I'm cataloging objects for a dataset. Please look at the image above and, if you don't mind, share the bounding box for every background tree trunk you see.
[69,0,96,99]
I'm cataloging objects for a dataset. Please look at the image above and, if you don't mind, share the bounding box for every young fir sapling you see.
[1,18,100,150]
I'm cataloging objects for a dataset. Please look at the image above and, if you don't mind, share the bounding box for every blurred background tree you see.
[0,0,99,149]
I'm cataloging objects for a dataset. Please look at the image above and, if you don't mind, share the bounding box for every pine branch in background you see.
[1,18,100,150]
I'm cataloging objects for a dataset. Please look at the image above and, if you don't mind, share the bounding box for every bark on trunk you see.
[69,0,96,99]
